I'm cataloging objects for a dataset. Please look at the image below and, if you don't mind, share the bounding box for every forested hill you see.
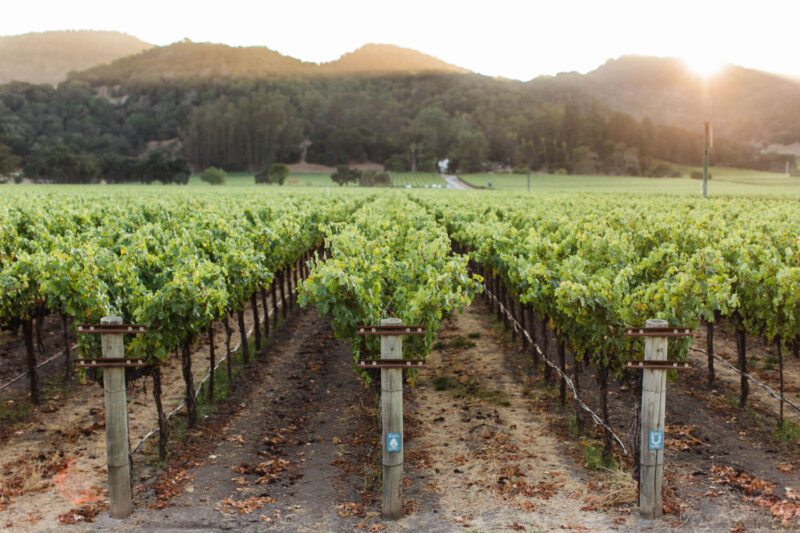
[1,38,799,184]
[320,44,469,75]
[535,55,800,145]
[73,41,469,83]
[75,41,316,83]
[0,30,152,85]
[72,42,800,147]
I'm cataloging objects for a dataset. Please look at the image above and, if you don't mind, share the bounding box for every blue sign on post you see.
[386,432,401,452]
[648,430,664,450]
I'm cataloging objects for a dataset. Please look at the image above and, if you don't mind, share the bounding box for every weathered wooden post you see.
[356,320,425,520]
[625,320,692,520]
[77,319,147,519]
[380,318,403,519]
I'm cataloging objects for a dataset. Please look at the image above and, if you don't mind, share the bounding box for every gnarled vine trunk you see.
[23,318,39,405]
[152,365,168,461]
[237,309,249,364]
[181,339,197,427]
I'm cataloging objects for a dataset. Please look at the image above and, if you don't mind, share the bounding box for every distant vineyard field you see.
[459,167,800,195]
[389,172,446,188]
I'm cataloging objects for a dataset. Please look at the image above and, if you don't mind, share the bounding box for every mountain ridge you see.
[3,31,800,145]
[0,30,152,85]
[535,54,800,143]
[71,40,469,83]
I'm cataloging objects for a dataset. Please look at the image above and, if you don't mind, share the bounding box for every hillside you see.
[0,30,152,85]
[321,43,468,75]
[533,55,800,144]
[75,40,317,83]
[74,41,469,83]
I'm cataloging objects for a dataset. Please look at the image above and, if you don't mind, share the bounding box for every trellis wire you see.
[133,284,299,454]
[689,346,800,415]
[481,283,628,454]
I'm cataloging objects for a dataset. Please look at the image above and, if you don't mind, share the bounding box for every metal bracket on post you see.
[357,321,426,520]
[78,319,147,519]
[624,321,693,520]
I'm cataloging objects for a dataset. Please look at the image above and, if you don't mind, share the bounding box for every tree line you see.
[0,74,795,183]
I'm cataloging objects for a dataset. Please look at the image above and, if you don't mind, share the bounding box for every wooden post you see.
[381,317,403,520]
[640,318,667,520]
[100,316,133,519]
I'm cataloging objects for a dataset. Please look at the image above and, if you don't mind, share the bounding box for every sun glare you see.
[683,56,727,77]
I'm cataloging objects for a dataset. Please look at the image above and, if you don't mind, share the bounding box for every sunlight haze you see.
[2,0,799,80]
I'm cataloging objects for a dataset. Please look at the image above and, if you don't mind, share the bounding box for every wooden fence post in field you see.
[100,316,133,518]
[76,318,149,519]
[381,317,404,519]
[639,318,668,520]
[356,320,426,520]
[624,320,692,521]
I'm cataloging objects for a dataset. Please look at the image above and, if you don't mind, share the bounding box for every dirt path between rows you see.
[84,307,376,533]
[6,294,800,531]
[90,300,632,532]
[0,273,296,532]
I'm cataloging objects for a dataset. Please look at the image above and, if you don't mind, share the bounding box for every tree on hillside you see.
[138,147,191,184]
[0,143,20,177]
[24,144,98,183]
[449,129,489,173]
[97,153,139,183]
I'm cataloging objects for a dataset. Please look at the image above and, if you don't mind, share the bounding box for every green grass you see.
[187,171,446,188]
[459,166,800,196]
[188,171,336,187]
[583,442,617,471]
[7,165,799,198]
[775,419,800,442]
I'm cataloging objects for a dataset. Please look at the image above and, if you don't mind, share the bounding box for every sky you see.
[3,0,800,80]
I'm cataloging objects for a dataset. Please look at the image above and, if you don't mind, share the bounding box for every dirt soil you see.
[4,291,800,531]
[0,274,295,531]
[500,293,800,531]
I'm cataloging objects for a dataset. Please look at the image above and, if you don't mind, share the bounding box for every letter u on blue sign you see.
[386,432,402,452]
[648,430,664,450]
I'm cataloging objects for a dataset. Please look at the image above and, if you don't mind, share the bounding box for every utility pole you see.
[702,122,710,199]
